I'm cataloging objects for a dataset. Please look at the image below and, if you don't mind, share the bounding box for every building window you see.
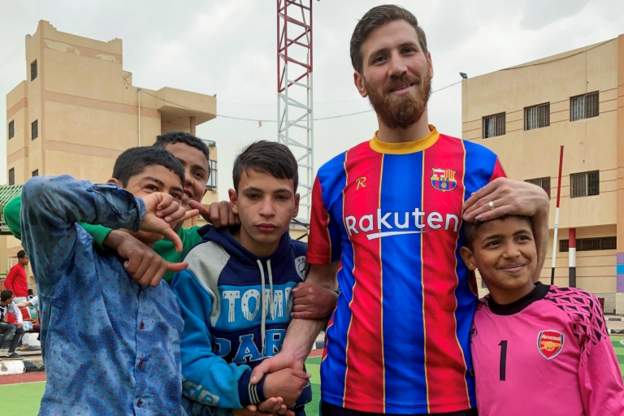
[32,169,39,177]
[570,91,599,121]
[570,170,599,198]
[482,112,506,138]
[31,120,38,140]
[525,177,551,198]
[31,60,38,81]
[560,236,616,252]
[8,168,15,186]
[8,120,15,139]
[524,102,550,130]
[207,159,217,189]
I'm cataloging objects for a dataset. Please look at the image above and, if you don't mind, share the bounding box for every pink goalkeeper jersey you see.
[472,283,624,416]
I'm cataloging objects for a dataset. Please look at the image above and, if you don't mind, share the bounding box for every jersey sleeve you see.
[490,158,506,181]
[577,298,624,414]
[307,176,337,265]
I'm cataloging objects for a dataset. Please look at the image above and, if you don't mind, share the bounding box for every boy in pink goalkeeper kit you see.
[461,215,624,416]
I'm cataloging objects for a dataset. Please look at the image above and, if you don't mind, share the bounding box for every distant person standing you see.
[4,250,29,300]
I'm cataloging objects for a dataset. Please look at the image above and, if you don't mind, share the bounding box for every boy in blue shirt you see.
[21,147,196,415]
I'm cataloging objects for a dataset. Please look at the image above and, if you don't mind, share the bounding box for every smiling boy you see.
[461,216,624,415]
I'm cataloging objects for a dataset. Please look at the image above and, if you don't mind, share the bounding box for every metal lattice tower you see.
[277,0,313,224]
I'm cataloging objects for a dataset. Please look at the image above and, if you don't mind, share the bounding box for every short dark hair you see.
[17,250,26,259]
[154,131,210,162]
[350,4,428,73]
[1,290,13,302]
[232,141,298,191]
[462,215,533,248]
[113,147,185,187]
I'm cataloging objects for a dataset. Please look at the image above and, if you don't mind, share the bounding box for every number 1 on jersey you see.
[498,340,508,381]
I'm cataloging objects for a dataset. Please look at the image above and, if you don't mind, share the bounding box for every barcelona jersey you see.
[308,127,505,414]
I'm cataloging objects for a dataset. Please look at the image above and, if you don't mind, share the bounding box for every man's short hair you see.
[17,250,26,259]
[154,131,210,162]
[350,4,428,73]
[113,147,185,187]
[1,290,13,302]
[232,141,298,191]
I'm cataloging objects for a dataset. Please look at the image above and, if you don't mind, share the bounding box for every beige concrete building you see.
[3,21,219,280]
[462,35,624,313]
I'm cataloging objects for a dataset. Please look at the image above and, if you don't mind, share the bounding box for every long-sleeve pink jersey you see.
[472,283,624,416]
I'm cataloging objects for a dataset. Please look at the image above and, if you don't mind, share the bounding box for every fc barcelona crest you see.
[537,330,564,360]
[431,168,457,192]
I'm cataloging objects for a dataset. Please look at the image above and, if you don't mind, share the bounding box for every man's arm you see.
[250,262,338,383]
[463,178,550,273]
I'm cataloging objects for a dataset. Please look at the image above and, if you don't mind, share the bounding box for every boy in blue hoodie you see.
[172,141,314,416]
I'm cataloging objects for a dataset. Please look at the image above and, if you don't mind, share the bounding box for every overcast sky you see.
[1,0,623,199]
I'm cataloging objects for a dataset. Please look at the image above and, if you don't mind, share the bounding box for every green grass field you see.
[2,340,623,416]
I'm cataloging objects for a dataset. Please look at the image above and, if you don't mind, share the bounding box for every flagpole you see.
[550,146,564,285]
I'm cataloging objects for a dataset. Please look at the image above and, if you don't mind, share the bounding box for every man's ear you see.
[292,193,300,219]
[354,71,368,97]
[426,51,433,79]
[108,178,123,187]
[228,188,239,215]
[460,246,477,271]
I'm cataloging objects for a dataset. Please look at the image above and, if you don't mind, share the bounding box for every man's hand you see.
[189,199,239,228]
[141,193,198,251]
[244,397,292,416]
[463,177,549,222]
[107,230,187,286]
[463,177,550,274]
[292,282,338,320]
[263,367,309,407]
[250,351,303,384]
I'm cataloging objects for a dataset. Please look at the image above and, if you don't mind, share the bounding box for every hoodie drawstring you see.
[256,259,275,356]
[257,259,266,355]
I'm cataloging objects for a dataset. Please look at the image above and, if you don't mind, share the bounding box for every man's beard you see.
[367,71,432,130]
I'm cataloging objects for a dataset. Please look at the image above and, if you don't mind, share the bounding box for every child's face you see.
[230,169,299,257]
[124,164,185,245]
[164,142,209,204]
[461,217,537,303]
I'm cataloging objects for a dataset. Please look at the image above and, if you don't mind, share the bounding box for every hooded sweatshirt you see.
[172,226,312,412]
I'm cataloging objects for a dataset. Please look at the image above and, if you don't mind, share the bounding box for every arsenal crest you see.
[537,330,564,360]
[431,168,457,192]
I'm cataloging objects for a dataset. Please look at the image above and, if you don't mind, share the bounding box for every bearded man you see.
[251,5,550,416]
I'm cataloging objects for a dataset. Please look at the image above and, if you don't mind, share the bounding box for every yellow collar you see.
[369,125,440,154]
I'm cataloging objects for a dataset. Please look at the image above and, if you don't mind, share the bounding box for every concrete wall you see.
[3,20,219,268]
[462,36,623,305]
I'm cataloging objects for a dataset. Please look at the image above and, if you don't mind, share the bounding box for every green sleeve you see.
[79,223,113,249]
[3,195,23,239]
[154,225,203,283]
[2,194,112,247]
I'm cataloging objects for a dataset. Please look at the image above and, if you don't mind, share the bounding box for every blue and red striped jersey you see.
[308,127,505,414]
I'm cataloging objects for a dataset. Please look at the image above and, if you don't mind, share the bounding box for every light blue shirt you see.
[21,175,184,415]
